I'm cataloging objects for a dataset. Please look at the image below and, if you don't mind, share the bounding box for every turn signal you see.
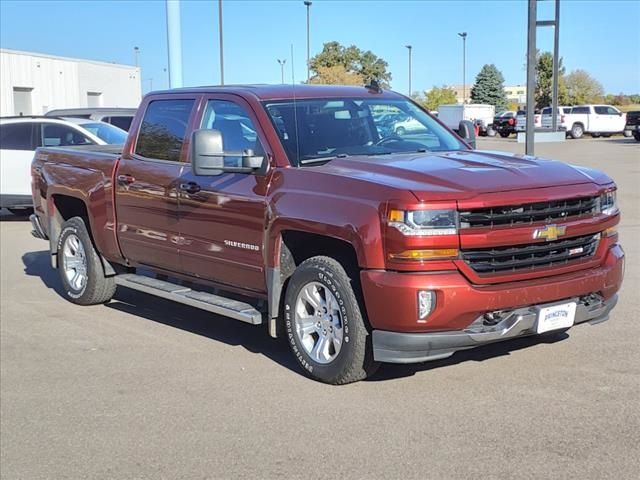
[389,249,459,261]
[603,226,617,237]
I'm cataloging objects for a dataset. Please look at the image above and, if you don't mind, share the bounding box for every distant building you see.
[504,85,527,106]
[437,84,527,107]
[0,49,141,117]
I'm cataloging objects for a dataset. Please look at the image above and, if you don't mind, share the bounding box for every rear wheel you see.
[591,133,601,138]
[601,133,612,138]
[633,132,640,142]
[569,123,584,139]
[57,217,116,305]
[284,256,378,384]
[623,130,632,138]
[499,131,510,138]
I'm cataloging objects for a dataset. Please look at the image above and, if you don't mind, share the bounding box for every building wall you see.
[0,49,141,116]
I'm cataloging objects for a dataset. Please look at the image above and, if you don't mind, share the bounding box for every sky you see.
[1,0,639,95]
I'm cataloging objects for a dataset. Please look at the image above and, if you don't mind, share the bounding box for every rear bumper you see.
[0,194,33,209]
[373,294,617,363]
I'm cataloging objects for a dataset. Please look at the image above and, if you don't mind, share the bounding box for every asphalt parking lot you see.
[1,136,639,479]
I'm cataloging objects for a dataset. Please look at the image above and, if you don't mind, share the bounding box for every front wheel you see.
[569,124,584,139]
[284,256,378,384]
[57,217,116,305]
[623,130,632,138]
[499,131,511,138]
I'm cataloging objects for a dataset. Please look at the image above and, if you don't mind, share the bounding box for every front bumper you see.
[373,294,617,363]
[360,242,624,363]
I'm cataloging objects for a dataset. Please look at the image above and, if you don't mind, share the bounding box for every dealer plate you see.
[536,301,577,334]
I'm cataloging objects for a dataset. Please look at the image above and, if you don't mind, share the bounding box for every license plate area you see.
[536,301,577,334]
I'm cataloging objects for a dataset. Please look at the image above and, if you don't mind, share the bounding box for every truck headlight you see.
[599,190,617,215]
[388,209,457,236]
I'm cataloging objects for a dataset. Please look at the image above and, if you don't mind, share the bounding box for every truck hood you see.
[317,149,612,201]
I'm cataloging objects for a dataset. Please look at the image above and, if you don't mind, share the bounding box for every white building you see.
[0,49,141,116]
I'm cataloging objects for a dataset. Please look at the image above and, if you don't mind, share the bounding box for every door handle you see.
[178,182,201,194]
[117,174,136,185]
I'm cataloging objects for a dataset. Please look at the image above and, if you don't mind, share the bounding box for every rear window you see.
[107,116,133,131]
[0,123,34,150]
[135,99,194,161]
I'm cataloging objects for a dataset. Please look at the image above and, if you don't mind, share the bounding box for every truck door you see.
[176,96,271,293]
[115,97,197,272]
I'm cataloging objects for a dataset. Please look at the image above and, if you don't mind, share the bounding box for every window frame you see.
[132,96,198,164]
[38,122,95,147]
[0,122,36,151]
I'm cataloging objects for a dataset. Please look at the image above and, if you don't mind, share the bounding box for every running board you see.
[115,274,262,325]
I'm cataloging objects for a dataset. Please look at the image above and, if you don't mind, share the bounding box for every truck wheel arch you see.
[266,230,363,338]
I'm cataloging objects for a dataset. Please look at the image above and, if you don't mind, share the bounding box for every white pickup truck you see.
[514,110,542,133]
[560,105,627,139]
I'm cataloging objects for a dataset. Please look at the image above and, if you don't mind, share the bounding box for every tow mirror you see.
[191,129,264,175]
[458,120,476,149]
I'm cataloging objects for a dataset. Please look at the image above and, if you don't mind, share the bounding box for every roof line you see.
[0,48,138,70]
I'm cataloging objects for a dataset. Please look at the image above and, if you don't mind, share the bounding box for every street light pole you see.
[218,0,224,85]
[405,45,412,96]
[277,59,287,84]
[304,1,312,82]
[458,32,467,104]
[133,46,140,68]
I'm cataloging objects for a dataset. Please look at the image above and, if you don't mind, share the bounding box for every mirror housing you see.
[458,120,476,149]
[191,129,264,175]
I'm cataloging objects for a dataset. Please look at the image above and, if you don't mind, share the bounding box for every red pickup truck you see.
[29,84,624,384]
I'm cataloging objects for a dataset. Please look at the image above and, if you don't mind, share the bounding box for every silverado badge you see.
[533,224,566,242]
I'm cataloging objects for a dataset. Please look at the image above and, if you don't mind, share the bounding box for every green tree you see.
[309,41,391,87]
[308,65,363,85]
[565,69,604,105]
[535,51,568,108]
[470,64,508,110]
[417,86,458,111]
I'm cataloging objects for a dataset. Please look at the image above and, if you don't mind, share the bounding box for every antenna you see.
[291,44,301,166]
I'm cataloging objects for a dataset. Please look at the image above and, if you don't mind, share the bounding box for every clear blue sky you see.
[1,0,639,95]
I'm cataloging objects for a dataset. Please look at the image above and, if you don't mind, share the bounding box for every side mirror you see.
[458,120,476,149]
[191,129,264,175]
[191,128,224,175]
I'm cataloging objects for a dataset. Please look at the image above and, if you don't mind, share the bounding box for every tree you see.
[309,41,391,86]
[308,65,363,86]
[417,86,458,111]
[470,64,508,110]
[564,69,604,105]
[535,51,568,108]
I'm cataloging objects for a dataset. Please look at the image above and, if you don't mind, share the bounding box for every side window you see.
[606,106,619,115]
[594,106,608,115]
[201,100,261,167]
[41,124,93,147]
[0,123,34,150]
[135,99,195,161]
[109,116,133,131]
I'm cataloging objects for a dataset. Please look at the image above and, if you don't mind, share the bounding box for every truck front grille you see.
[461,233,600,274]
[459,196,598,228]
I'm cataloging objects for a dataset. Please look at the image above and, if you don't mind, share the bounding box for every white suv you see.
[0,116,126,215]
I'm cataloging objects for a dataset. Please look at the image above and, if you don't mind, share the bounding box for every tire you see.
[487,127,497,137]
[591,133,601,138]
[602,134,612,138]
[283,256,378,384]
[499,131,510,138]
[395,126,406,136]
[569,123,584,139]
[56,217,116,305]
[634,132,640,142]
[623,130,632,138]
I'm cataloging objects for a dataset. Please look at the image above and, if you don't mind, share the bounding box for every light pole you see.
[304,1,312,82]
[405,45,412,96]
[277,59,287,84]
[219,0,224,85]
[133,46,140,67]
[457,32,467,104]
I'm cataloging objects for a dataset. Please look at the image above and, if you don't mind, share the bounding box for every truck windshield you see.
[263,98,466,165]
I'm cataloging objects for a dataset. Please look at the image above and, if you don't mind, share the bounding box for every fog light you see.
[418,290,436,320]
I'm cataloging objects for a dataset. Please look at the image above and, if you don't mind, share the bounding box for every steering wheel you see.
[375,134,404,146]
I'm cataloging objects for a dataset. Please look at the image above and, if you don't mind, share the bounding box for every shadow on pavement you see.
[20,250,571,383]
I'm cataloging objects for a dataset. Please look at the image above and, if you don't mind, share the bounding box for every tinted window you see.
[108,116,133,131]
[542,107,551,114]
[571,107,590,114]
[606,106,619,115]
[135,99,194,161]
[202,100,261,167]
[41,124,93,147]
[594,106,608,115]
[0,123,34,150]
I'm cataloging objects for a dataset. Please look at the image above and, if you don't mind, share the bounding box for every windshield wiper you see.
[300,153,349,165]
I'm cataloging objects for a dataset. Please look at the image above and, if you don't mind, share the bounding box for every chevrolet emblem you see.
[533,224,566,241]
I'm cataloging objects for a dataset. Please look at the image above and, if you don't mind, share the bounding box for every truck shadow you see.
[21,249,570,382]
